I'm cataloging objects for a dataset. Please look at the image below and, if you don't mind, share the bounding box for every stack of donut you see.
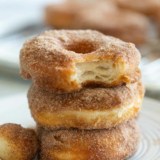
[20,30,145,160]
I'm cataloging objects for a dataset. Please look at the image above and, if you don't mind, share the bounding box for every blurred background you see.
[0,0,160,100]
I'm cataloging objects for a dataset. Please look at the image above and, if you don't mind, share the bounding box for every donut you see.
[28,81,144,130]
[20,30,141,92]
[38,120,140,160]
[0,123,38,160]
[45,1,149,45]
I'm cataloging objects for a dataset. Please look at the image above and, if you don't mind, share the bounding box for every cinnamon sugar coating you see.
[28,81,144,129]
[20,30,141,92]
[0,123,38,160]
[39,120,140,160]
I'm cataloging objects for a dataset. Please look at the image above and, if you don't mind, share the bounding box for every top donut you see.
[20,30,141,92]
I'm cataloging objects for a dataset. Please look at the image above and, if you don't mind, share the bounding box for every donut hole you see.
[65,41,97,54]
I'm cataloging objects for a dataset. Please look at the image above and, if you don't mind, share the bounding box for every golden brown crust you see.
[28,81,144,129]
[20,30,141,92]
[39,120,140,160]
[0,123,38,160]
[45,1,149,45]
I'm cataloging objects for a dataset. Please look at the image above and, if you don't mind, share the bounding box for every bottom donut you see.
[39,120,140,160]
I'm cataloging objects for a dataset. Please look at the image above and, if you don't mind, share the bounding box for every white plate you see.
[0,94,160,160]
